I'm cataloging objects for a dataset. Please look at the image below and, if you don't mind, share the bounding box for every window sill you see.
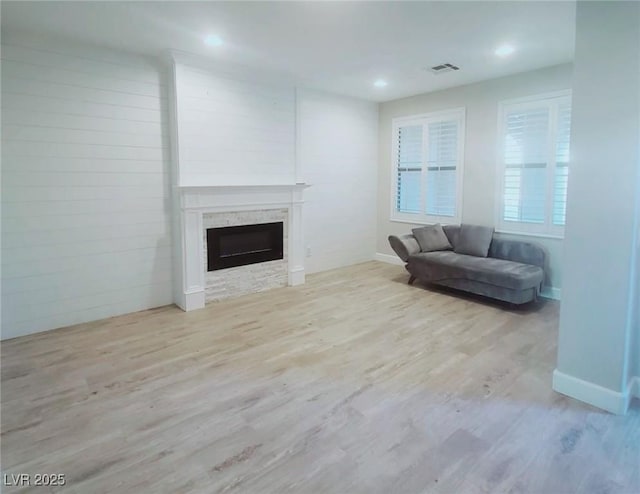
[495,229,564,240]
[390,216,461,227]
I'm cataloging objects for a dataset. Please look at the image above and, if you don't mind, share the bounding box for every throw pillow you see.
[411,224,453,252]
[442,224,459,250]
[455,224,495,257]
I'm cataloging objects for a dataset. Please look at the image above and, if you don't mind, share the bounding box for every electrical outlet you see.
[306,245,312,257]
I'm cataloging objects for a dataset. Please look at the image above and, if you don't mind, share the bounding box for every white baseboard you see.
[632,376,640,399]
[289,266,305,286]
[176,289,205,312]
[552,369,631,415]
[541,286,561,301]
[374,252,404,266]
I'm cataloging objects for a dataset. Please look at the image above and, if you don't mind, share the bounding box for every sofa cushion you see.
[412,224,452,252]
[442,225,460,250]
[488,238,545,269]
[407,251,544,291]
[455,224,494,257]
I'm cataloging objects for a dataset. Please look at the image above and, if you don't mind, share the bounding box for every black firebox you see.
[207,222,284,271]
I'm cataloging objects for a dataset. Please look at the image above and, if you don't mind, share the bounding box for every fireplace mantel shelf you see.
[177,183,309,212]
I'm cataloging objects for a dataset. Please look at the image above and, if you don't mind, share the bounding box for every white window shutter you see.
[396,125,422,213]
[426,120,458,217]
[553,103,571,225]
[497,91,572,236]
[392,108,465,224]
[503,107,549,224]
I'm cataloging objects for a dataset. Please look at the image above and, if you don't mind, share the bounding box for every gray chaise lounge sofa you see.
[389,224,545,305]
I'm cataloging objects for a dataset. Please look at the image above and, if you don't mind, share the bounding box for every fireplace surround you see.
[174,184,308,310]
[202,208,288,302]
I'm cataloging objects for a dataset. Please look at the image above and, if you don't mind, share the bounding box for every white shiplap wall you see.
[297,89,378,273]
[1,39,173,339]
[173,61,296,186]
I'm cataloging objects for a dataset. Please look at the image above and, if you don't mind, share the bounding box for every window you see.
[497,91,572,237]
[391,108,465,224]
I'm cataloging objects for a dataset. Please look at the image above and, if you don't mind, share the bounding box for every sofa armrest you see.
[388,234,420,262]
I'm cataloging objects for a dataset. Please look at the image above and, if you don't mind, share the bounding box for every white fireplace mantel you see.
[178,183,308,210]
[174,183,309,311]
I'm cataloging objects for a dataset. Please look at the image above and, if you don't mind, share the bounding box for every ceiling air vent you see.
[429,63,460,74]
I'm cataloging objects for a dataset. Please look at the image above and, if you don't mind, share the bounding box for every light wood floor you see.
[2,262,639,494]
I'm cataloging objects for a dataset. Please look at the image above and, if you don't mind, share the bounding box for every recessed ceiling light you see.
[374,79,388,88]
[204,34,224,47]
[495,44,515,57]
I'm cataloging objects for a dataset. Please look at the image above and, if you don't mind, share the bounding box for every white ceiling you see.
[1,1,576,102]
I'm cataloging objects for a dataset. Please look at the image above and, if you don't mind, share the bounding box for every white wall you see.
[634,221,640,398]
[376,64,573,293]
[554,1,639,414]
[297,89,378,273]
[632,131,640,399]
[636,213,640,389]
[1,36,173,339]
[173,59,296,186]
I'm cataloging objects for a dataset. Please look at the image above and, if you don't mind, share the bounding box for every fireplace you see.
[207,222,284,271]
[175,185,306,311]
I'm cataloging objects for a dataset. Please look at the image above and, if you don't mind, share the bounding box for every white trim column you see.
[288,188,305,285]
[180,210,206,311]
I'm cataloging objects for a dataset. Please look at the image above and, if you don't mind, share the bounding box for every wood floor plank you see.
[1,261,639,493]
